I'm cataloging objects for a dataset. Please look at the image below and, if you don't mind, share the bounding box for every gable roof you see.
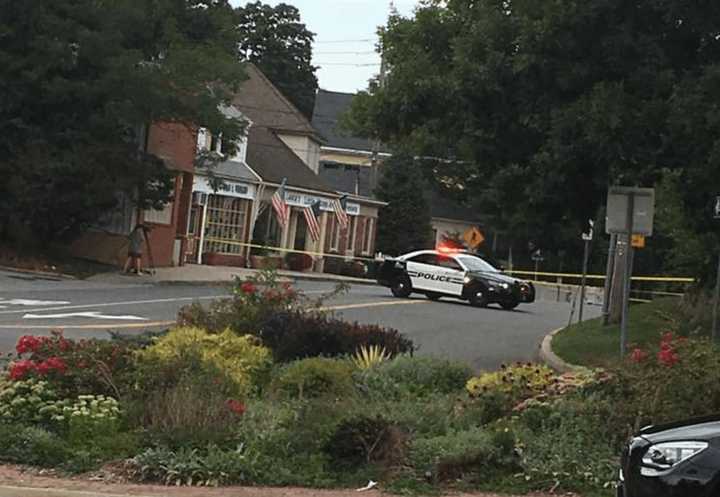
[246,127,336,194]
[312,89,390,153]
[319,160,373,197]
[232,64,319,138]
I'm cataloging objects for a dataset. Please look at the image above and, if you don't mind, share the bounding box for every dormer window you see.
[197,127,248,163]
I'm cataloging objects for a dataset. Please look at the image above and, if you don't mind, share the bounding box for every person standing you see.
[123,224,149,274]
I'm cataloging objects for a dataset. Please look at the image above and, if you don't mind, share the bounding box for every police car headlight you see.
[464,276,471,284]
[640,441,708,476]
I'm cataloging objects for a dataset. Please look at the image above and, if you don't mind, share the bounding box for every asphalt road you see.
[0,269,600,370]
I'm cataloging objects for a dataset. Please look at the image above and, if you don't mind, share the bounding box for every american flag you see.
[333,195,349,231]
[303,200,322,242]
[271,179,290,227]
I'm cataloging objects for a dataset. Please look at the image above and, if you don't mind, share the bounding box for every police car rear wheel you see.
[426,292,442,301]
[500,299,519,310]
[469,289,488,308]
[390,275,412,298]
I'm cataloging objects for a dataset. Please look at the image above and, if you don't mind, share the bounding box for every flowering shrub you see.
[0,378,62,425]
[136,327,272,397]
[617,333,720,428]
[466,363,555,400]
[8,331,137,398]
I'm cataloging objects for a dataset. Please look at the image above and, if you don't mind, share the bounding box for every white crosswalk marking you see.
[23,311,147,321]
[0,299,70,306]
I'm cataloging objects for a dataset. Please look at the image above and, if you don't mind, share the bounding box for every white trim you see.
[322,146,392,158]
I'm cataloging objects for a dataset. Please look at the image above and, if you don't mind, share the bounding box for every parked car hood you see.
[640,415,720,444]
[468,271,527,285]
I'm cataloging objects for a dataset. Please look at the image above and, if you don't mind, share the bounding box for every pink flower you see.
[9,360,37,380]
[44,357,67,374]
[630,348,648,363]
[658,347,679,367]
[240,282,256,294]
[16,335,41,355]
[226,399,246,416]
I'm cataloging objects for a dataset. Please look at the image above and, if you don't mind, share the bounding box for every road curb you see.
[0,266,76,281]
[539,327,585,373]
[153,275,378,287]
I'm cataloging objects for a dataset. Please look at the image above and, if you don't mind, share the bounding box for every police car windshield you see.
[457,255,499,273]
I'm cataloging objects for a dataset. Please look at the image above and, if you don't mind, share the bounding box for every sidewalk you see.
[88,264,377,287]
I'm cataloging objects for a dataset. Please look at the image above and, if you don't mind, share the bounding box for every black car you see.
[618,415,720,497]
[376,249,535,309]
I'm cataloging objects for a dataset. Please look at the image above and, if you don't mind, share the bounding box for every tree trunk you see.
[608,234,627,324]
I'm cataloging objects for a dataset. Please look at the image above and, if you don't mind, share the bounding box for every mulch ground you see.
[0,465,580,497]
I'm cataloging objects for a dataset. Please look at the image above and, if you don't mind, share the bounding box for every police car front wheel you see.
[390,275,412,298]
[469,289,489,308]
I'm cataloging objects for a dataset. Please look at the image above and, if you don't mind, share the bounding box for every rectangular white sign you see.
[284,191,360,216]
[193,176,256,200]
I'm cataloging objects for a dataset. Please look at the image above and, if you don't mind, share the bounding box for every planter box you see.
[285,253,313,272]
[250,255,284,270]
[203,252,246,267]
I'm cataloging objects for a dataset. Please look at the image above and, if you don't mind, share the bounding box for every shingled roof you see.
[312,89,390,153]
[246,127,336,194]
[232,64,319,138]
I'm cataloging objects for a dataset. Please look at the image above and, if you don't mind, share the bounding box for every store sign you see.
[193,176,256,200]
[285,191,360,216]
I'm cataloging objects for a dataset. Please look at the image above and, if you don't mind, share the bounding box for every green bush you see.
[0,378,62,426]
[260,311,415,362]
[409,427,517,483]
[515,399,617,492]
[129,445,254,486]
[270,358,355,400]
[136,327,272,398]
[0,424,68,466]
[324,414,405,468]
[356,355,473,400]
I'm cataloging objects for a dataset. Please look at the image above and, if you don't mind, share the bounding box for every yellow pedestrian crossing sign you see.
[464,227,485,249]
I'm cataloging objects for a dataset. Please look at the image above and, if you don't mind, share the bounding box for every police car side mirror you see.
[498,265,506,272]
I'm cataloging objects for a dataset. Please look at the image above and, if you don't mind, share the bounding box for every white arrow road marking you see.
[23,311,148,321]
[0,299,70,306]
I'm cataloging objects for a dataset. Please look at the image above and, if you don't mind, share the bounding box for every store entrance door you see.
[293,209,308,251]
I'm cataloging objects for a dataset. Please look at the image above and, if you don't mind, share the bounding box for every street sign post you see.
[606,187,655,358]
[578,219,594,323]
[531,249,544,281]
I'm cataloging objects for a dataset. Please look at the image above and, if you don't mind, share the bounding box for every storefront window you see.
[204,196,249,255]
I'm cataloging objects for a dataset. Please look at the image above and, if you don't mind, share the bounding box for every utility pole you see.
[369,38,387,194]
[602,233,617,325]
[619,193,635,358]
[712,195,720,341]
[578,219,594,323]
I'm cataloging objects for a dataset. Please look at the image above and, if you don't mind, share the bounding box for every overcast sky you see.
[231,1,418,94]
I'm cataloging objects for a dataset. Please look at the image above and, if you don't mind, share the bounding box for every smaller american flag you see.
[271,178,290,228]
[303,200,322,242]
[333,195,349,231]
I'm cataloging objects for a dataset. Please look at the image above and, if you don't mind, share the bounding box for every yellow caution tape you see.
[506,269,694,283]
[201,238,696,284]
[202,238,377,262]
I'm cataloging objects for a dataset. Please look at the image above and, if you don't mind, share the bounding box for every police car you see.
[377,249,535,310]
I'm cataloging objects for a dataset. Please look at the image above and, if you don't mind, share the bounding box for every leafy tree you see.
[236,1,318,117]
[375,153,432,255]
[348,0,720,277]
[0,0,246,245]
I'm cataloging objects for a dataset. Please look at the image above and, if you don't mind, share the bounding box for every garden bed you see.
[552,295,712,368]
[2,272,719,497]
